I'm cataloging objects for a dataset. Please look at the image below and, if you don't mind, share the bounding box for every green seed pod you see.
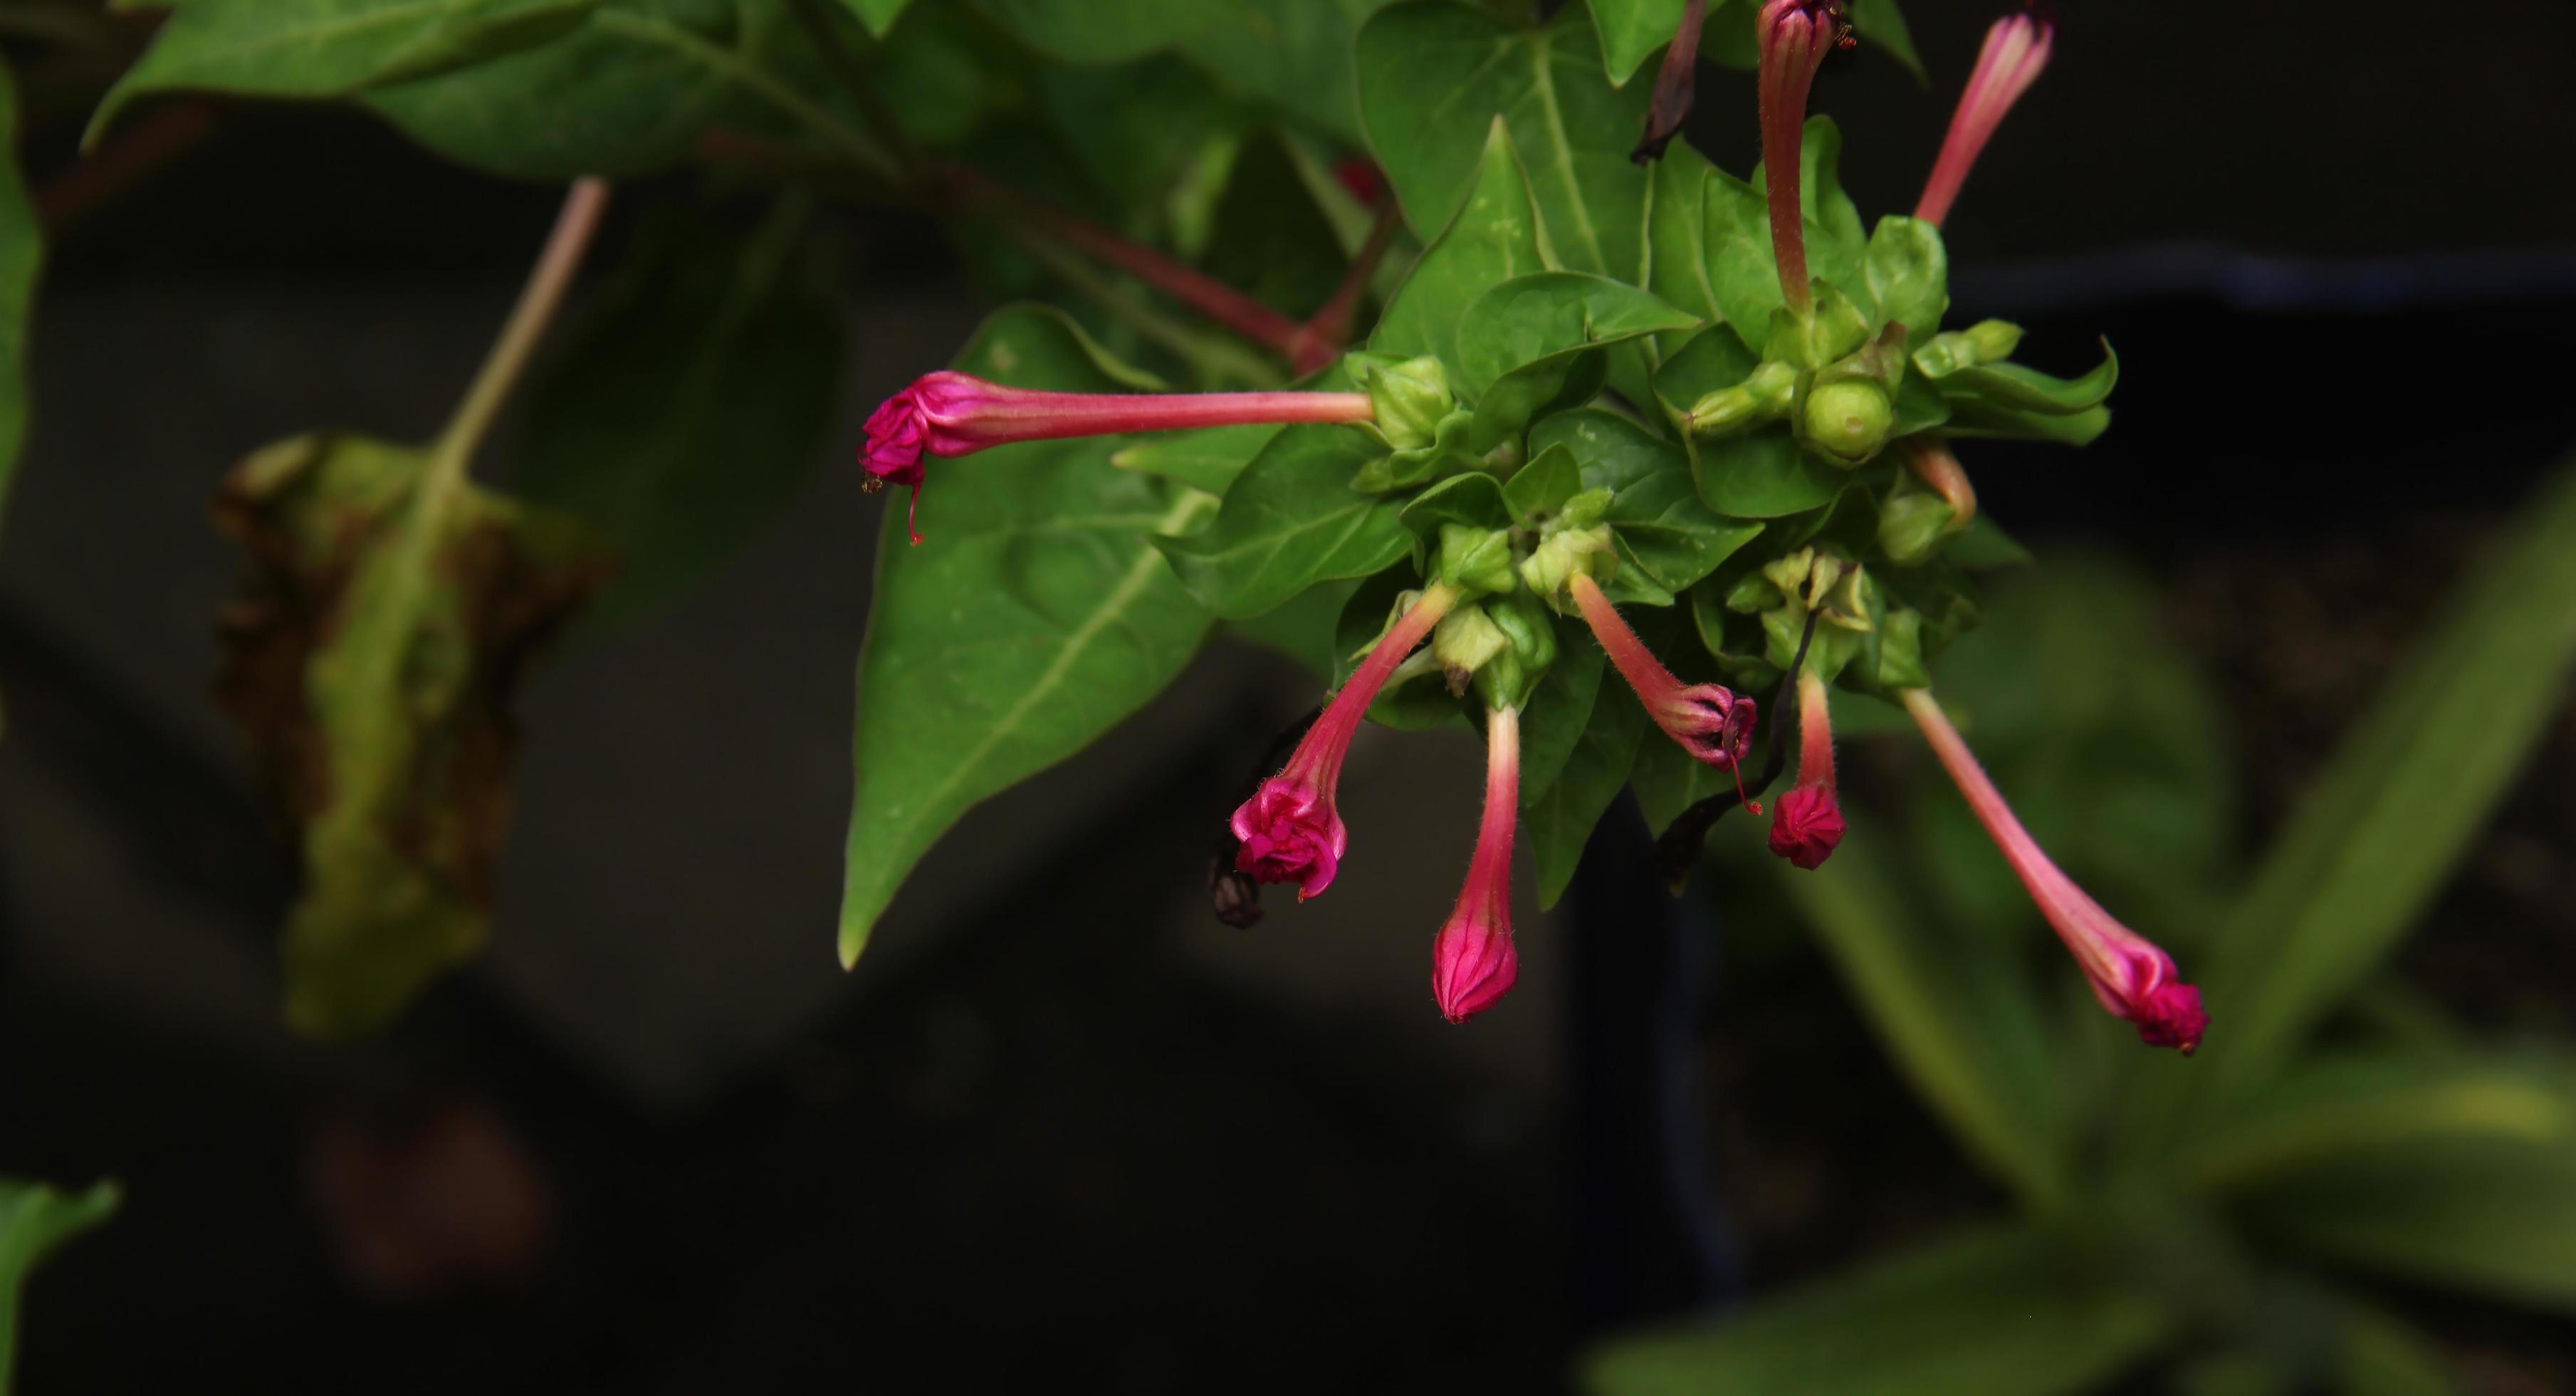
[1802,380,1895,466]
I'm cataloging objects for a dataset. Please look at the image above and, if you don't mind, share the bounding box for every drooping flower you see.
[1913,6,2056,228]
[1754,0,1850,311]
[1433,706,1522,1023]
[859,373,1374,543]
[1569,573,1756,771]
[1902,687,2208,1053]
[1233,583,1461,900]
[1768,669,1845,869]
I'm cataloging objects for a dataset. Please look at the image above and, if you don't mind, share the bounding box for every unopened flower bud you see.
[1914,319,2023,378]
[1801,379,1893,465]
[1686,361,1799,439]
[1360,354,1456,452]
[1519,523,1617,602]
[1476,593,1559,710]
[1436,524,1520,598]
[1433,606,1511,695]
[1878,483,1955,563]
[1433,707,1524,1023]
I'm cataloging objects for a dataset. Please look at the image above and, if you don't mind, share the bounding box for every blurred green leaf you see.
[838,0,911,35]
[1371,117,1549,393]
[1174,0,1398,145]
[215,432,610,1034]
[1583,1224,2169,1396]
[90,0,597,144]
[517,193,842,619]
[2240,1133,2576,1313]
[1,1179,117,1392]
[0,63,36,523]
[2332,1298,2461,1396]
[2188,1051,2575,1195]
[838,307,1215,966]
[2194,455,2576,1097]
[1766,802,2070,1205]
[1358,4,1650,279]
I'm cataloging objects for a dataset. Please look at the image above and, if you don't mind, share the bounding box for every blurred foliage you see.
[0,1179,115,1394]
[1588,454,2576,1395]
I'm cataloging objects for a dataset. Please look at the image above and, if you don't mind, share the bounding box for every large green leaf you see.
[1370,116,1549,393]
[838,0,911,35]
[0,64,36,519]
[1358,3,1650,280]
[1174,0,1398,145]
[1531,408,1761,593]
[1583,1224,2169,1396]
[215,433,610,1035]
[1766,803,2071,1206]
[1523,672,1644,908]
[839,307,1217,965]
[1,1179,117,1392]
[2188,1051,2576,1196]
[517,193,842,618]
[2241,1133,2576,1313]
[1455,271,1698,394]
[1153,423,1412,620]
[2189,456,2576,1098]
[89,0,597,144]
[367,0,855,180]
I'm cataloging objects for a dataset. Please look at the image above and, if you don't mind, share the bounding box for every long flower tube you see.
[1232,584,1462,900]
[1912,8,2056,227]
[1754,0,1848,312]
[1768,669,1844,868]
[1569,573,1756,773]
[1432,706,1522,1023]
[859,372,1374,541]
[1902,687,2208,1053]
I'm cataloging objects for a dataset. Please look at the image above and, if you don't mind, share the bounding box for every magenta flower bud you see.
[1755,0,1850,312]
[1433,707,1522,1023]
[1233,583,1462,900]
[1767,670,1845,869]
[1913,7,2056,227]
[1570,573,1758,772]
[859,372,1374,544]
[1902,687,2208,1054]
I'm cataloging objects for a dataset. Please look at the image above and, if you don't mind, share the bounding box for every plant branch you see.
[1293,199,1403,375]
[1004,231,1287,390]
[434,177,613,482]
[782,0,923,182]
[36,96,216,235]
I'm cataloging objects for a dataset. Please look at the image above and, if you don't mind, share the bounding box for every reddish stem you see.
[1286,584,1461,788]
[38,98,217,235]
[1293,201,1405,375]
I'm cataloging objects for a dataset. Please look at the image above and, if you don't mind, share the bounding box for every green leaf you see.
[1864,214,1948,345]
[1587,0,1685,87]
[1523,676,1644,907]
[1941,400,2110,446]
[838,0,911,36]
[1175,0,1400,146]
[2241,1133,2576,1313]
[1457,271,1700,395]
[89,0,598,144]
[1515,618,1605,796]
[2332,1298,2463,1396]
[1358,3,1651,279]
[1396,469,1512,542]
[1767,803,2071,1204]
[840,308,1218,966]
[968,0,1204,63]
[1932,345,2120,415]
[1532,408,1762,592]
[1583,1224,2169,1396]
[1111,423,1281,496]
[368,0,854,181]
[1699,118,1874,350]
[1371,116,1549,392]
[1,1179,117,1390]
[1155,422,1413,618]
[1502,442,1584,523]
[2189,454,2576,1098]
[215,433,610,1035]
[1697,428,1835,519]
[2188,1051,2576,1195]
[0,64,36,519]
[517,193,842,619]
[1227,575,1358,677]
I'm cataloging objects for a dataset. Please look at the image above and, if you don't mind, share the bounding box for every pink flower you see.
[1232,584,1461,900]
[1914,7,2056,227]
[1755,0,1850,311]
[1768,669,1844,869]
[1570,573,1757,771]
[1433,707,1522,1023]
[859,373,1373,544]
[1902,687,2208,1054]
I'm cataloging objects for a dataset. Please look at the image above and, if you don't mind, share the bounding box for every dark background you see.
[5,2,2575,1391]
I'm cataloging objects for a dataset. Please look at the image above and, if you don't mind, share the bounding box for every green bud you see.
[1435,523,1519,598]
[1433,605,1510,695]
[1801,380,1895,466]
[1963,318,2024,364]
[1361,355,1455,452]
[1764,284,1873,370]
[1912,318,2025,380]
[1685,361,1799,439]
[1517,523,1616,603]
[1878,486,1955,566]
[1475,593,1559,710]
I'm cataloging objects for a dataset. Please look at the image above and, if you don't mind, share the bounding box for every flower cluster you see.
[849,6,2201,1051]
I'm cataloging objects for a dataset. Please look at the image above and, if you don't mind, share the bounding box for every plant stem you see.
[782,0,922,182]
[434,177,612,486]
[37,96,215,234]
[1006,231,1289,390]
[1294,200,1403,375]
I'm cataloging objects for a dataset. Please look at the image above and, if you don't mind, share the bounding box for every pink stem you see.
[1294,202,1406,375]
[1470,705,1522,902]
[959,387,1372,449]
[1570,573,1683,709]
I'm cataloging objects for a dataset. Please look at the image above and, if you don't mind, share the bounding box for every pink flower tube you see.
[1754,0,1848,311]
[1233,584,1461,900]
[860,372,1373,543]
[1913,9,2056,228]
[1903,687,2207,1053]
[1768,669,1845,869]
[1433,707,1522,1023]
[1570,573,1756,772]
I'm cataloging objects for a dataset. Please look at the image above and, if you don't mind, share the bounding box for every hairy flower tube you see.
[1432,707,1522,1023]
[1570,573,1756,774]
[1233,583,1462,900]
[1913,6,2056,227]
[1902,688,2208,1053]
[859,373,1373,542]
[1768,670,1844,869]
[1755,0,1848,311]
